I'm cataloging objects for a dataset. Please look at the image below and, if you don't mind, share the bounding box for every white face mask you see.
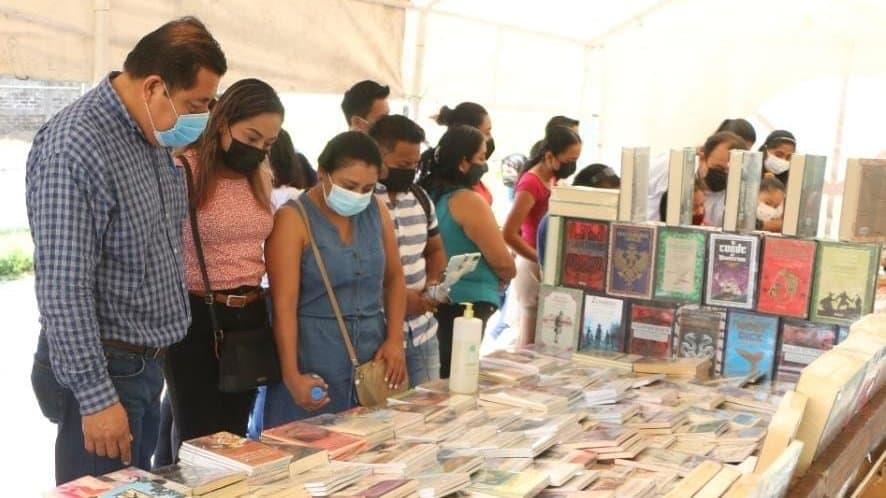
[764,155,790,175]
[757,202,784,222]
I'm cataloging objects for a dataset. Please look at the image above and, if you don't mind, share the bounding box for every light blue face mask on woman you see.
[144,83,209,148]
[323,180,372,217]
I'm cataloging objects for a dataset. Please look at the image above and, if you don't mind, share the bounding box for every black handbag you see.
[180,156,282,393]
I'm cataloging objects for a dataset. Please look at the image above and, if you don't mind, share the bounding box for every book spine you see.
[666,149,683,226]
[838,159,862,241]
[782,154,806,236]
[618,148,635,222]
[723,150,744,232]
[543,216,564,286]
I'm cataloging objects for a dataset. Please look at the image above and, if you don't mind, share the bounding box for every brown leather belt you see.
[101,339,166,359]
[192,288,263,308]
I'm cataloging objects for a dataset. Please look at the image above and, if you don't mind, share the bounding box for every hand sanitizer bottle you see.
[449,303,482,394]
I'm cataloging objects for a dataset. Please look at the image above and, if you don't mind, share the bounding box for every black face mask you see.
[554,160,577,180]
[705,168,728,192]
[464,161,488,186]
[485,137,496,160]
[380,167,417,193]
[223,138,266,176]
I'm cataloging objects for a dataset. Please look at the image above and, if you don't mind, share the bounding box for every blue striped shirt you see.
[376,184,439,346]
[26,74,190,415]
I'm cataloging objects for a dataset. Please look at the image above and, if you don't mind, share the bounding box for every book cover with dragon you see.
[653,227,706,303]
[560,219,609,291]
[756,236,816,318]
[606,223,657,300]
[627,303,675,358]
[809,240,880,326]
[705,233,759,309]
[536,285,584,351]
[579,294,626,353]
[723,310,779,380]
[675,306,726,375]
[776,319,837,383]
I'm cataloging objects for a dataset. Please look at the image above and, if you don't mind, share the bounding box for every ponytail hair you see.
[435,102,488,128]
[519,125,582,180]
[419,125,485,200]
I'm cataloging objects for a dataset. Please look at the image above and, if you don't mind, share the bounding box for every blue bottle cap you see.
[310,386,325,401]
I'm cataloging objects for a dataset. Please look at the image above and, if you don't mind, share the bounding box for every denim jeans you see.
[406,335,441,388]
[31,334,164,485]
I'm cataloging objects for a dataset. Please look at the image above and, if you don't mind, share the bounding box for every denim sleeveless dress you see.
[263,195,386,428]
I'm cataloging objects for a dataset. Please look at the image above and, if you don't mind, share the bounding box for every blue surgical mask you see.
[145,83,209,148]
[323,180,372,217]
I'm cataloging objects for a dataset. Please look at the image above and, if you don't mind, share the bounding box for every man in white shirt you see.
[646,118,756,222]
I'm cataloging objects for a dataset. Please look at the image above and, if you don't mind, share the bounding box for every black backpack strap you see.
[409,183,434,233]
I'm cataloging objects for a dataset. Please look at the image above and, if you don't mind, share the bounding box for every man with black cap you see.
[342,80,391,132]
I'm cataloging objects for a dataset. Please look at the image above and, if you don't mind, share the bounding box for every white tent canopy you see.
[3,0,886,235]
[0,0,405,94]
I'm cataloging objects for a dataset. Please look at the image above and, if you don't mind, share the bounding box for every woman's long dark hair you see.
[518,125,582,181]
[269,129,311,189]
[419,125,485,202]
[188,78,284,210]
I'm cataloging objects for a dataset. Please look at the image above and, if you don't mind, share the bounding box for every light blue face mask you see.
[323,180,372,217]
[145,83,209,148]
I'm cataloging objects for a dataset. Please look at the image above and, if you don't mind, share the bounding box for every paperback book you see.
[776,320,838,383]
[618,147,651,223]
[536,285,584,350]
[606,223,657,300]
[723,150,763,232]
[756,236,816,319]
[654,227,706,303]
[723,311,779,380]
[705,233,759,310]
[666,147,697,226]
[782,154,826,238]
[578,295,626,354]
[560,219,610,292]
[809,240,880,325]
[675,306,726,376]
[627,303,675,358]
[839,157,886,242]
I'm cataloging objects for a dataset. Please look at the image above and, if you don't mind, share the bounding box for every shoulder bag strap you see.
[291,198,360,370]
[180,155,225,358]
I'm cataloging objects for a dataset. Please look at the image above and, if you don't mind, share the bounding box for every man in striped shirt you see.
[370,115,447,386]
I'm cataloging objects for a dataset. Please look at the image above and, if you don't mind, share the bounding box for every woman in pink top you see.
[165,79,284,447]
[504,126,582,345]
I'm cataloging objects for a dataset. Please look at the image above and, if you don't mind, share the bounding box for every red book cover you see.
[628,303,675,358]
[756,237,816,318]
[560,219,609,291]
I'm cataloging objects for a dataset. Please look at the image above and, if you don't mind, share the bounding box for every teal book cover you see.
[723,310,779,380]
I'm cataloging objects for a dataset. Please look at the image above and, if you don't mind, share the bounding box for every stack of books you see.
[151,463,248,497]
[330,476,418,498]
[258,438,330,476]
[386,390,476,413]
[340,406,425,438]
[341,441,437,476]
[179,432,292,483]
[548,185,620,221]
[632,357,712,380]
[467,469,551,498]
[480,433,558,459]
[301,412,394,446]
[263,421,367,460]
[479,387,569,414]
[293,462,369,497]
[413,472,472,498]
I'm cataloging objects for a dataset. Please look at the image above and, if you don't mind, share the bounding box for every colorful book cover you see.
[653,227,706,303]
[579,295,626,353]
[675,306,725,375]
[560,219,609,291]
[46,476,116,498]
[536,285,584,350]
[99,481,185,498]
[756,237,816,318]
[606,223,657,299]
[723,311,779,380]
[627,303,675,358]
[776,319,838,383]
[705,233,759,309]
[184,432,290,468]
[262,422,365,456]
[809,240,880,325]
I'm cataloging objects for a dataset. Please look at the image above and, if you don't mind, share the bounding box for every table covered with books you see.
[47,309,885,498]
